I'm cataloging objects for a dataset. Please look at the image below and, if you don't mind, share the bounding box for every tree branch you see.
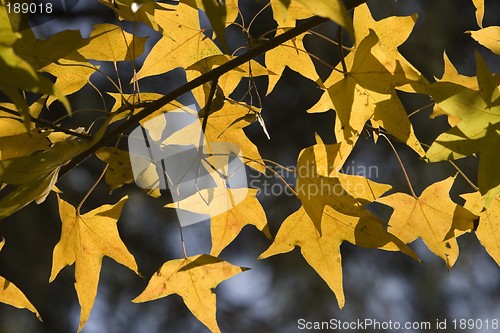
[60,0,367,177]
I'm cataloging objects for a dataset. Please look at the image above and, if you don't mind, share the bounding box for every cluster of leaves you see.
[0,0,499,331]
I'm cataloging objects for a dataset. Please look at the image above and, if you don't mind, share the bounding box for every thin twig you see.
[178,223,188,258]
[278,43,344,73]
[449,160,480,192]
[247,2,271,32]
[308,30,353,51]
[379,133,417,198]
[77,165,109,212]
[408,102,435,118]
[419,141,480,192]
[337,27,348,76]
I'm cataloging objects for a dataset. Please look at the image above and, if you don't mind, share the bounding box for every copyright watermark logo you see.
[128,105,248,227]
[3,0,80,29]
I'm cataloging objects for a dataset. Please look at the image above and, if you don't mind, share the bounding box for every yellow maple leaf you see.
[270,0,314,27]
[203,99,266,172]
[377,177,477,269]
[295,139,390,232]
[209,189,271,256]
[42,52,98,106]
[295,0,352,35]
[265,31,318,95]
[135,1,221,80]
[260,194,416,308]
[309,5,427,158]
[462,192,500,266]
[259,138,417,307]
[430,52,479,126]
[133,254,248,333]
[467,26,500,55]
[79,23,147,62]
[0,239,41,321]
[50,196,139,332]
[271,0,352,35]
[328,30,424,156]
[186,54,270,107]
[472,0,484,27]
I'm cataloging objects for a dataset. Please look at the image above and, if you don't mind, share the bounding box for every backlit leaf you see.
[472,0,484,27]
[79,23,147,62]
[265,31,317,95]
[50,196,139,332]
[294,0,352,36]
[135,1,221,80]
[261,205,417,308]
[0,239,41,321]
[462,191,500,266]
[310,5,427,158]
[377,177,477,268]
[467,26,500,55]
[133,254,248,333]
[426,53,500,207]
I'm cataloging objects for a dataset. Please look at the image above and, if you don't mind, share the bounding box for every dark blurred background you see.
[1,0,500,332]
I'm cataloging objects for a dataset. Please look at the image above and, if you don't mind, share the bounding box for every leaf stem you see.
[337,27,348,76]
[408,102,435,118]
[76,164,109,212]
[179,223,188,259]
[379,133,417,198]
[420,141,480,192]
[448,160,480,192]
[308,30,353,51]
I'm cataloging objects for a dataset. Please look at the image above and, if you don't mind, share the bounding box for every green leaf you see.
[0,5,20,46]
[13,29,88,70]
[426,53,500,207]
[0,128,105,219]
[0,46,70,127]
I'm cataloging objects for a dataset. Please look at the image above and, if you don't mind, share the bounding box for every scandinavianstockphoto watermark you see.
[127,105,379,227]
[248,161,379,199]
